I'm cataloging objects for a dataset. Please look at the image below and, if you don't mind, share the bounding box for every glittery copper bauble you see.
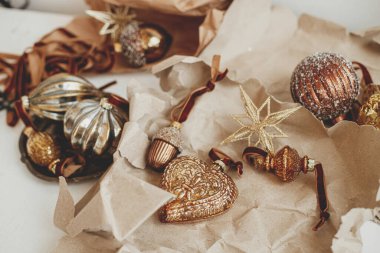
[147,122,182,171]
[159,156,238,223]
[24,127,61,168]
[357,93,380,128]
[290,52,359,120]
[119,22,171,68]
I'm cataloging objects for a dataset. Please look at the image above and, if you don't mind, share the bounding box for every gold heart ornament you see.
[159,156,238,223]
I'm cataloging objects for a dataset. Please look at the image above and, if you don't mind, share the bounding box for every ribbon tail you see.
[312,163,330,231]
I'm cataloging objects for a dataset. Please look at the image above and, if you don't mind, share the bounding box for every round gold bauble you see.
[24,127,61,168]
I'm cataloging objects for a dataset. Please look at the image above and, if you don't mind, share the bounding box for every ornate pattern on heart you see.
[159,156,238,223]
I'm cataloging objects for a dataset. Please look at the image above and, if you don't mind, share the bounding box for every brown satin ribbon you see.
[242,147,330,231]
[0,27,115,126]
[209,148,243,175]
[170,55,228,123]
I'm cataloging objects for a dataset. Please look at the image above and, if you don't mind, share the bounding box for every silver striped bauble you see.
[64,98,128,155]
[22,73,102,121]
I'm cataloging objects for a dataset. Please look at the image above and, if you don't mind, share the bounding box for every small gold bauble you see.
[357,93,380,128]
[24,127,61,167]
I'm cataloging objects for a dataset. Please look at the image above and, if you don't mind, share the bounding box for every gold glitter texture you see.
[358,93,380,128]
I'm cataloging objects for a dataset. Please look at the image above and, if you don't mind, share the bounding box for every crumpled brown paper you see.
[85,0,229,71]
[98,0,231,16]
[54,0,380,252]
[53,158,174,251]
[108,56,380,252]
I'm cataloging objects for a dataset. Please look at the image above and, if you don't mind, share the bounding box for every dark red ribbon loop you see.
[209,148,243,175]
[352,61,373,85]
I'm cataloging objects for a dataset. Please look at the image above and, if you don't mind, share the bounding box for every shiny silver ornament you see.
[64,98,128,155]
[21,73,102,121]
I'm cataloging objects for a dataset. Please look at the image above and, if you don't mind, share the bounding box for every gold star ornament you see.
[221,86,301,153]
[86,6,136,40]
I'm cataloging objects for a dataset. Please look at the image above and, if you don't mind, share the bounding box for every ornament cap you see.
[170,121,182,129]
[100,97,113,110]
[21,95,29,109]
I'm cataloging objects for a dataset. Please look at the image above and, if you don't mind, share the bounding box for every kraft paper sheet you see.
[53,0,380,252]
[84,0,229,72]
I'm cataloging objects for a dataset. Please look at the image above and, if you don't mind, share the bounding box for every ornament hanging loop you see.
[170,55,228,123]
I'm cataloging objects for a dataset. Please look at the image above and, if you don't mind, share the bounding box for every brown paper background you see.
[54,0,380,252]
[101,0,231,16]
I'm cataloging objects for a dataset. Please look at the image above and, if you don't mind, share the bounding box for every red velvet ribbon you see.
[312,163,330,231]
[208,148,243,175]
[0,27,115,126]
[171,55,228,123]
[353,61,374,85]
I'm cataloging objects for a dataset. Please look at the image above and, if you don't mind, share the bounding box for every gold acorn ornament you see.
[19,73,103,121]
[243,146,330,231]
[147,121,183,171]
[64,96,128,156]
[147,55,228,171]
[290,52,359,122]
[159,149,242,223]
[86,6,171,68]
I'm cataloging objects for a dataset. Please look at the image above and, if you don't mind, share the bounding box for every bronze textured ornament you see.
[64,97,128,156]
[147,55,228,171]
[159,149,241,223]
[86,6,171,68]
[243,145,330,231]
[147,121,182,171]
[20,73,102,121]
[290,52,359,121]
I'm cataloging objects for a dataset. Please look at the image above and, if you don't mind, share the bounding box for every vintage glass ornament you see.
[290,52,359,121]
[147,121,182,171]
[64,97,128,156]
[21,73,102,121]
[243,145,330,231]
[147,55,227,171]
[119,22,171,67]
[24,127,61,170]
[245,145,316,182]
[86,7,171,68]
[357,93,380,128]
[159,155,239,223]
